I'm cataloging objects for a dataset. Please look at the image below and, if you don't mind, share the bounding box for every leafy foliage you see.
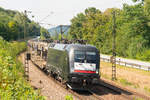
[65,95,73,100]
[0,38,45,100]
[40,27,50,40]
[0,7,41,41]
[69,4,150,61]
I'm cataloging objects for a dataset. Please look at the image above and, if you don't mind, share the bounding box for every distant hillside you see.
[0,7,41,41]
[0,7,16,23]
[48,25,70,38]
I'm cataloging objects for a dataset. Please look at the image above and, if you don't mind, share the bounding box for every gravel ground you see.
[18,52,132,100]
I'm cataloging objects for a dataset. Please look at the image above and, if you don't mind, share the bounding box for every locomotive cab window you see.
[86,52,96,63]
[74,51,85,63]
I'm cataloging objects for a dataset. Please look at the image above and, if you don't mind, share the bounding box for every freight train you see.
[28,38,100,90]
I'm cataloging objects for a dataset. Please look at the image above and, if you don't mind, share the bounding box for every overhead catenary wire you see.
[38,12,54,23]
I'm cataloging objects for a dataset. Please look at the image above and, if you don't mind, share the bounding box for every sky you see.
[0,0,134,29]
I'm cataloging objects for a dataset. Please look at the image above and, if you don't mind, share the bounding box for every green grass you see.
[144,86,150,94]
[65,95,73,100]
[133,97,144,100]
[101,74,140,89]
[119,78,133,86]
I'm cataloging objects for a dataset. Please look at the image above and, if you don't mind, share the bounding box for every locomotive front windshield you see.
[74,51,96,63]
[86,52,97,63]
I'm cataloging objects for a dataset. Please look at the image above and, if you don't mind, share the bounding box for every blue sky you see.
[0,0,134,28]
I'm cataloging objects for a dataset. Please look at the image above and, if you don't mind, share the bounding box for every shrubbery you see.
[0,7,41,41]
[0,37,45,100]
[65,95,73,100]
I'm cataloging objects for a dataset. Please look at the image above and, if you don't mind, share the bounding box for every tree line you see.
[68,0,150,61]
[0,7,42,41]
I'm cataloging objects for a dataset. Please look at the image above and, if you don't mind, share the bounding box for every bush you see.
[65,95,73,100]
[136,49,150,61]
[0,38,45,100]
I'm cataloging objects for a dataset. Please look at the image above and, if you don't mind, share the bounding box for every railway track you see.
[90,83,133,100]
[31,55,104,100]
[29,53,150,100]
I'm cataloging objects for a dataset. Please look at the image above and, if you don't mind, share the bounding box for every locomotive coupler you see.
[83,79,86,86]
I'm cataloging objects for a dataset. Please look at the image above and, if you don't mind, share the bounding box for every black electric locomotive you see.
[46,43,100,90]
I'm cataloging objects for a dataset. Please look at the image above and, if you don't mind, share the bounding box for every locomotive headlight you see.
[96,70,99,74]
[70,68,74,73]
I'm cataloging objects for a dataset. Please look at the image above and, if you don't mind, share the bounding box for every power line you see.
[39,12,54,22]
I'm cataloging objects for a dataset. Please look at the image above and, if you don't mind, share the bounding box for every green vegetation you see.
[119,78,133,86]
[40,27,50,40]
[117,78,140,89]
[101,72,138,88]
[69,1,150,61]
[144,86,150,94]
[0,38,45,99]
[133,97,144,100]
[65,95,73,100]
[0,7,41,41]
[102,72,140,90]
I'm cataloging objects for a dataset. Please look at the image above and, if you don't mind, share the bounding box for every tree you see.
[0,7,41,41]
[8,21,19,40]
[69,13,86,39]
[40,27,50,40]
[0,23,9,40]
[69,4,150,61]
[132,0,144,3]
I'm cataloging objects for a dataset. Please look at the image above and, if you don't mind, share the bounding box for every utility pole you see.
[112,10,117,81]
[24,10,27,39]
[23,10,32,40]
[59,25,70,41]
[60,25,63,41]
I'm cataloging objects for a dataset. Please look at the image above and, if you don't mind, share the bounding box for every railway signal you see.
[25,52,31,81]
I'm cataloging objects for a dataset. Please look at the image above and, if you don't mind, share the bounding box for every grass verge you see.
[101,61,150,96]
